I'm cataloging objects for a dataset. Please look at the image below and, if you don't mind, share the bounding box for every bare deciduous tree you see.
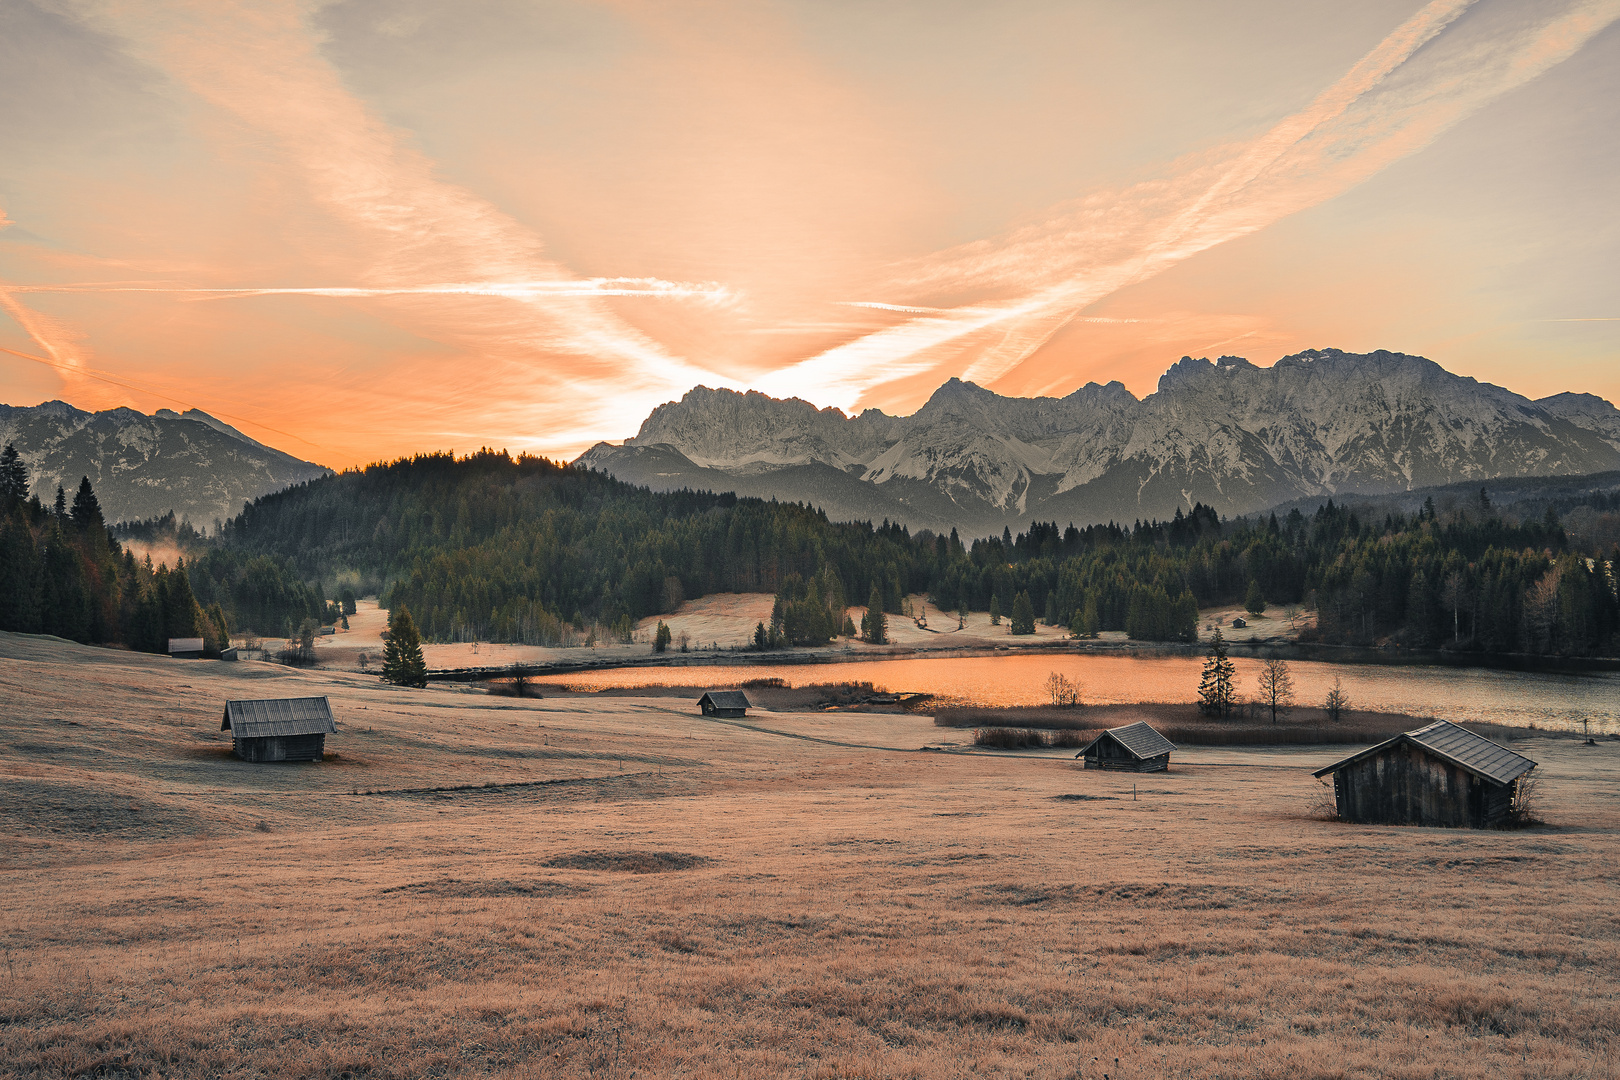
[1044,672,1081,708]
[1324,675,1349,722]
[1256,658,1295,723]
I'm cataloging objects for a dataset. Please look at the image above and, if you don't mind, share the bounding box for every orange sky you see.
[2,0,1617,467]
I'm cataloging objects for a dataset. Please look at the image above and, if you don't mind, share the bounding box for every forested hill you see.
[5,445,1617,660]
[213,449,929,643]
[215,450,1618,657]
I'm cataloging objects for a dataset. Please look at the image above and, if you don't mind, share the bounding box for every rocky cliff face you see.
[0,402,330,526]
[578,349,1620,533]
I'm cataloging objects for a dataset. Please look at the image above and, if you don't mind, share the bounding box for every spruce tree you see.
[863,585,887,644]
[1244,579,1265,616]
[1197,628,1236,717]
[382,605,428,687]
[53,485,66,518]
[989,595,1001,626]
[0,443,28,507]
[653,620,672,653]
[1010,590,1036,635]
[70,476,104,533]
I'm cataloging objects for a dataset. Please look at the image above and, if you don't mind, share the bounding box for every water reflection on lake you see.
[537,653,1620,734]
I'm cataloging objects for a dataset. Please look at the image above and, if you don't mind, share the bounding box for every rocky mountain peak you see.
[577,350,1620,534]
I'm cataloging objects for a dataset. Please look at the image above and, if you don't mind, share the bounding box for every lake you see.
[535,652,1620,734]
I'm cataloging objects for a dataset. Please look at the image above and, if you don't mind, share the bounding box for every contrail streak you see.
[6,278,737,303]
[768,0,1620,409]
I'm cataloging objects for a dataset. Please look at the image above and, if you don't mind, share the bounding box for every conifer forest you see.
[1,445,1616,659]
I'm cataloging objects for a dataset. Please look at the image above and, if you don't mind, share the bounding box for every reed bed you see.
[938,703,1536,746]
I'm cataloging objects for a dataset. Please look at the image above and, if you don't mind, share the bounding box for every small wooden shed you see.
[1312,719,1535,829]
[1231,616,1247,629]
[698,690,751,718]
[222,697,336,762]
[1076,721,1175,772]
[168,637,204,659]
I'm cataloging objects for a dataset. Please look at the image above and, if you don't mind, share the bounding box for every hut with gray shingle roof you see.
[222,697,336,762]
[1312,719,1535,829]
[697,691,751,718]
[1076,721,1175,772]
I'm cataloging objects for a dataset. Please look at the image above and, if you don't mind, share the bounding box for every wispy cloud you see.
[8,277,736,302]
[73,0,737,444]
[759,0,1620,410]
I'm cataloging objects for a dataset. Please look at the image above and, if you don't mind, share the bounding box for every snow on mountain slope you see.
[1536,392,1620,452]
[0,402,330,526]
[579,349,1620,532]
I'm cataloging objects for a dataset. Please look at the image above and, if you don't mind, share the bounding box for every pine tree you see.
[0,443,28,507]
[53,485,66,519]
[1010,590,1036,635]
[989,594,1001,626]
[653,620,672,653]
[863,585,887,644]
[1244,579,1265,616]
[1197,628,1236,717]
[382,605,428,687]
[70,476,104,533]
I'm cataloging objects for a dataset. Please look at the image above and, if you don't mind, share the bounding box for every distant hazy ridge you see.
[0,401,330,526]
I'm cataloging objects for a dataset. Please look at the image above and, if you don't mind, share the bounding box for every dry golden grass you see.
[3,631,1619,1079]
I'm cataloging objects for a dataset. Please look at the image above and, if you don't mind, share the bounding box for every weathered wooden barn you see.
[698,691,751,718]
[222,697,336,763]
[1313,719,1535,829]
[168,637,204,659]
[1076,721,1175,772]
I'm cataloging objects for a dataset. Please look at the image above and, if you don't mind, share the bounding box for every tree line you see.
[5,440,1616,660]
[0,446,233,654]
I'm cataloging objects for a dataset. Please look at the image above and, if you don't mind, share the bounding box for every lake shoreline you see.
[426,637,1620,681]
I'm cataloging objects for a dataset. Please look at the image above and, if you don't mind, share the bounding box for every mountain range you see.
[578,349,1620,534]
[0,401,330,527]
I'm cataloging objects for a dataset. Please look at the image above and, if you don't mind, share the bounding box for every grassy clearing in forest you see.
[2,631,1618,1079]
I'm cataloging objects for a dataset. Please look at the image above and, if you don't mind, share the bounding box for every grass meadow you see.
[2,632,1618,1079]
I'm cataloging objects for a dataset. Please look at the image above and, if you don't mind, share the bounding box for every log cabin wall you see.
[233,733,326,763]
[1333,742,1512,828]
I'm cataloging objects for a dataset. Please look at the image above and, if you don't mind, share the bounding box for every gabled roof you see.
[698,690,751,709]
[222,697,336,738]
[1079,720,1175,760]
[1313,719,1535,785]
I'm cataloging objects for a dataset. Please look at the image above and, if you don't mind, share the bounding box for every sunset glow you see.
[2,0,1616,466]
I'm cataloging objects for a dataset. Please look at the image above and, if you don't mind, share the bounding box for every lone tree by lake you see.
[1256,657,1295,723]
[1044,672,1081,708]
[1324,675,1350,722]
[1198,628,1236,717]
[382,606,428,687]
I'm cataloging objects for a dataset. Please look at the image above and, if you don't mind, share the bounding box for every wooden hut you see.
[1231,616,1247,629]
[222,697,336,762]
[1312,719,1535,829]
[168,637,204,659]
[1076,721,1175,772]
[697,691,751,718]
